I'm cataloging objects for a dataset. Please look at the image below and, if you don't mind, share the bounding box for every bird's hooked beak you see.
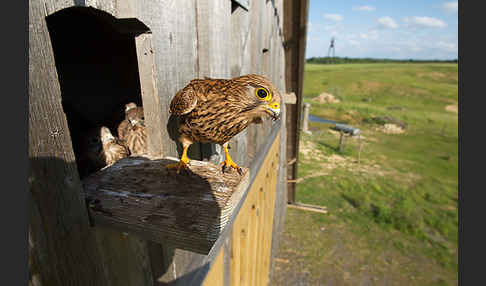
[267,102,281,121]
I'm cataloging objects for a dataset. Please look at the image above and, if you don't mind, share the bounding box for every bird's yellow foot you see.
[166,146,190,174]
[166,159,189,174]
[220,156,243,175]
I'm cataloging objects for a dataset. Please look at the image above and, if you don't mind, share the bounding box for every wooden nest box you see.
[82,156,249,254]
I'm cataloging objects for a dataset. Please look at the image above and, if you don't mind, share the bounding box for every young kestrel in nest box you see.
[167,74,281,174]
[100,126,130,165]
[117,102,144,141]
[79,126,129,177]
[117,102,148,156]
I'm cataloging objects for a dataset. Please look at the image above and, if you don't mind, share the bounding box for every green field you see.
[272,63,458,286]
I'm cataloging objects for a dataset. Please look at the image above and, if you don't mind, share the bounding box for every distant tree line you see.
[306,57,458,64]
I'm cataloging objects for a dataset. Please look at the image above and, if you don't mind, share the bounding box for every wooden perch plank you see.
[287,203,328,214]
[283,92,297,104]
[82,156,249,254]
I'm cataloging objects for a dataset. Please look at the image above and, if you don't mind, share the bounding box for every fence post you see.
[302,103,311,135]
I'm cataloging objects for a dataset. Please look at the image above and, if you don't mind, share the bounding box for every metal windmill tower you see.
[327,37,336,63]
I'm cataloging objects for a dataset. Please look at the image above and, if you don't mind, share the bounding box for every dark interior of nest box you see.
[46,7,150,178]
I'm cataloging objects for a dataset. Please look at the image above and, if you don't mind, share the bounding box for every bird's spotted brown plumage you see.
[167,74,281,174]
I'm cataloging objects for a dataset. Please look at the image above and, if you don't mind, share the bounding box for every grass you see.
[272,63,458,285]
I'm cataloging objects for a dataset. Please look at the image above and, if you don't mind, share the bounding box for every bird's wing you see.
[169,86,198,115]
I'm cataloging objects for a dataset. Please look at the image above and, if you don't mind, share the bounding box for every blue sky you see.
[306,1,458,60]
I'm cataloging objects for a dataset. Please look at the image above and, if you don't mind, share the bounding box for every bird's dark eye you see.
[256,88,270,100]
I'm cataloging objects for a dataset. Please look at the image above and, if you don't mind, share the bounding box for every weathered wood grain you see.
[269,99,288,285]
[133,2,203,283]
[135,33,164,157]
[196,0,232,164]
[246,0,265,162]
[135,0,199,159]
[115,0,137,18]
[82,156,250,254]
[29,1,109,285]
[283,0,310,203]
[270,7,289,284]
[93,228,154,286]
[229,3,251,168]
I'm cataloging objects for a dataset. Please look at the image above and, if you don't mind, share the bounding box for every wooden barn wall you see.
[30,0,290,285]
[229,1,251,168]
[29,1,111,285]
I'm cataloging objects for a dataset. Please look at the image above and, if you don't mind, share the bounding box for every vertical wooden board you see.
[229,3,251,168]
[230,217,241,286]
[150,247,205,284]
[230,4,251,78]
[269,105,288,284]
[254,178,266,286]
[262,0,272,61]
[135,0,198,158]
[94,229,154,286]
[196,0,231,163]
[85,0,117,16]
[115,0,137,18]
[238,201,251,286]
[202,248,224,286]
[247,178,260,285]
[249,0,264,74]
[246,0,265,162]
[283,0,309,203]
[29,1,109,285]
[135,33,164,157]
[260,1,274,141]
[243,133,280,285]
[226,131,281,286]
[261,134,280,285]
[134,1,205,283]
[145,243,174,285]
[196,0,231,78]
[223,236,231,286]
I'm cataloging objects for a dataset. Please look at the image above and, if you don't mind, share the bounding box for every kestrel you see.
[125,123,148,156]
[78,126,129,177]
[100,126,130,165]
[117,102,144,141]
[117,102,148,156]
[167,74,281,174]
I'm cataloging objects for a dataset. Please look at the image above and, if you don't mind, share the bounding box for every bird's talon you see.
[220,161,242,175]
[166,161,189,174]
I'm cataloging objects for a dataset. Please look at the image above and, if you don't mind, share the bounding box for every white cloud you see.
[323,21,345,37]
[403,16,447,28]
[353,5,376,12]
[377,17,398,29]
[324,13,343,22]
[437,41,457,52]
[442,1,458,13]
[360,30,379,40]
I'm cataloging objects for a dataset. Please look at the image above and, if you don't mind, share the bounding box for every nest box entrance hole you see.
[46,7,151,179]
